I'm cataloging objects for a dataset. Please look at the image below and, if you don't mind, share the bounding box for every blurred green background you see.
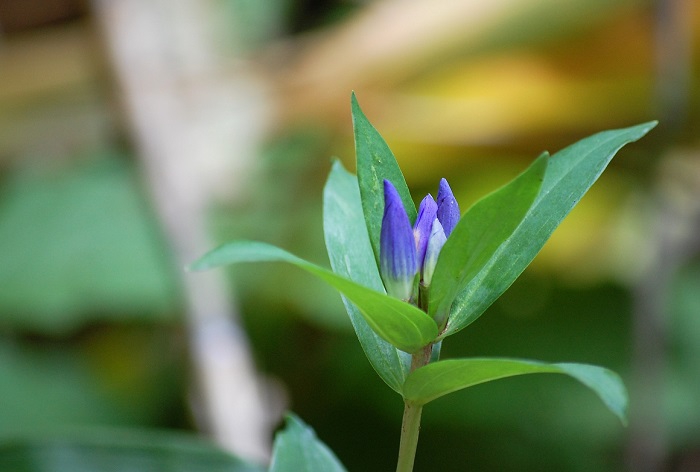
[1,0,699,471]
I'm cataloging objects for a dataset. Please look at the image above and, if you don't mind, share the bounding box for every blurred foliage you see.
[0,328,183,434]
[219,0,290,51]
[0,428,263,472]
[1,0,699,470]
[212,126,351,332]
[667,256,700,446]
[0,154,187,465]
[0,155,179,334]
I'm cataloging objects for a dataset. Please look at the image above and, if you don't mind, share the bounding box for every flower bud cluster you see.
[380,179,460,302]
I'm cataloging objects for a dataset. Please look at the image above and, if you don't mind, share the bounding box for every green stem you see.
[396,400,423,472]
[396,345,432,472]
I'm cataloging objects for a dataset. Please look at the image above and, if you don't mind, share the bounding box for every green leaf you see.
[429,153,548,326]
[0,338,179,435]
[323,161,410,392]
[402,358,628,424]
[352,92,416,267]
[0,428,264,472]
[0,156,177,334]
[191,241,437,353]
[270,413,346,472]
[444,121,657,336]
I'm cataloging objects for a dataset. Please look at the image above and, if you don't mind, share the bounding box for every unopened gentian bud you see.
[413,194,437,271]
[436,178,460,237]
[421,218,446,287]
[380,180,417,301]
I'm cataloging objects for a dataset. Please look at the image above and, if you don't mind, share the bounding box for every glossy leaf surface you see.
[270,414,346,472]
[323,161,410,392]
[191,241,437,353]
[444,121,657,336]
[353,93,416,266]
[429,153,548,325]
[403,358,628,424]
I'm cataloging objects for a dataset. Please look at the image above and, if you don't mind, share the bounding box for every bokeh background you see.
[1,0,699,471]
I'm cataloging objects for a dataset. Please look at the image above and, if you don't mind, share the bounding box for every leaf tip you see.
[619,413,629,427]
[350,92,369,125]
[329,157,347,172]
[631,120,658,137]
[533,150,550,173]
[628,120,659,139]
[282,411,304,429]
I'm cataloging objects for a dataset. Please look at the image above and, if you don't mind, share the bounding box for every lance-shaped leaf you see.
[323,161,411,392]
[444,121,657,336]
[402,358,628,424]
[429,153,548,326]
[191,241,437,353]
[270,413,346,472]
[352,92,416,266]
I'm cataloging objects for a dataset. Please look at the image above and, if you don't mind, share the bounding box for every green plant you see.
[192,93,656,471]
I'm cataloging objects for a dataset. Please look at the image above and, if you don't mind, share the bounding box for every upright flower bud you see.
[436,178,460,237]
[380,180,417,301]
[421,218,447,286]
[413,194,437,272]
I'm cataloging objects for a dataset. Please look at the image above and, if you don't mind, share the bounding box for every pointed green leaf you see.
[444,121,657,336]
[191,241,437,353]
[270,413,346,472]
[323,161,410,392]
[352,92,416,266]
[429,153,548,326]
[402,358,628,424]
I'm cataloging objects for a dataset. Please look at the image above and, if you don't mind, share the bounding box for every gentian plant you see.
[192,93,656,472]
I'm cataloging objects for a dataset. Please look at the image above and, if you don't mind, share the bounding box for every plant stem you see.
[396,345,432,472]
[396,400,423,472]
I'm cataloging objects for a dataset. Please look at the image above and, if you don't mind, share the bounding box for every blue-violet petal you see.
[436,178,460,237]
[413,194,437,271]
[380,180,417,301]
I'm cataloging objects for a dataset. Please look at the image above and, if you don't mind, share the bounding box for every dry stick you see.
[92,0,276,463]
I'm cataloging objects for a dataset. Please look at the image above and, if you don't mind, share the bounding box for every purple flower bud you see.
[380,180,417,301]
[436,178,460,237]
[422,218,447,286]
[413,194,437,271]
